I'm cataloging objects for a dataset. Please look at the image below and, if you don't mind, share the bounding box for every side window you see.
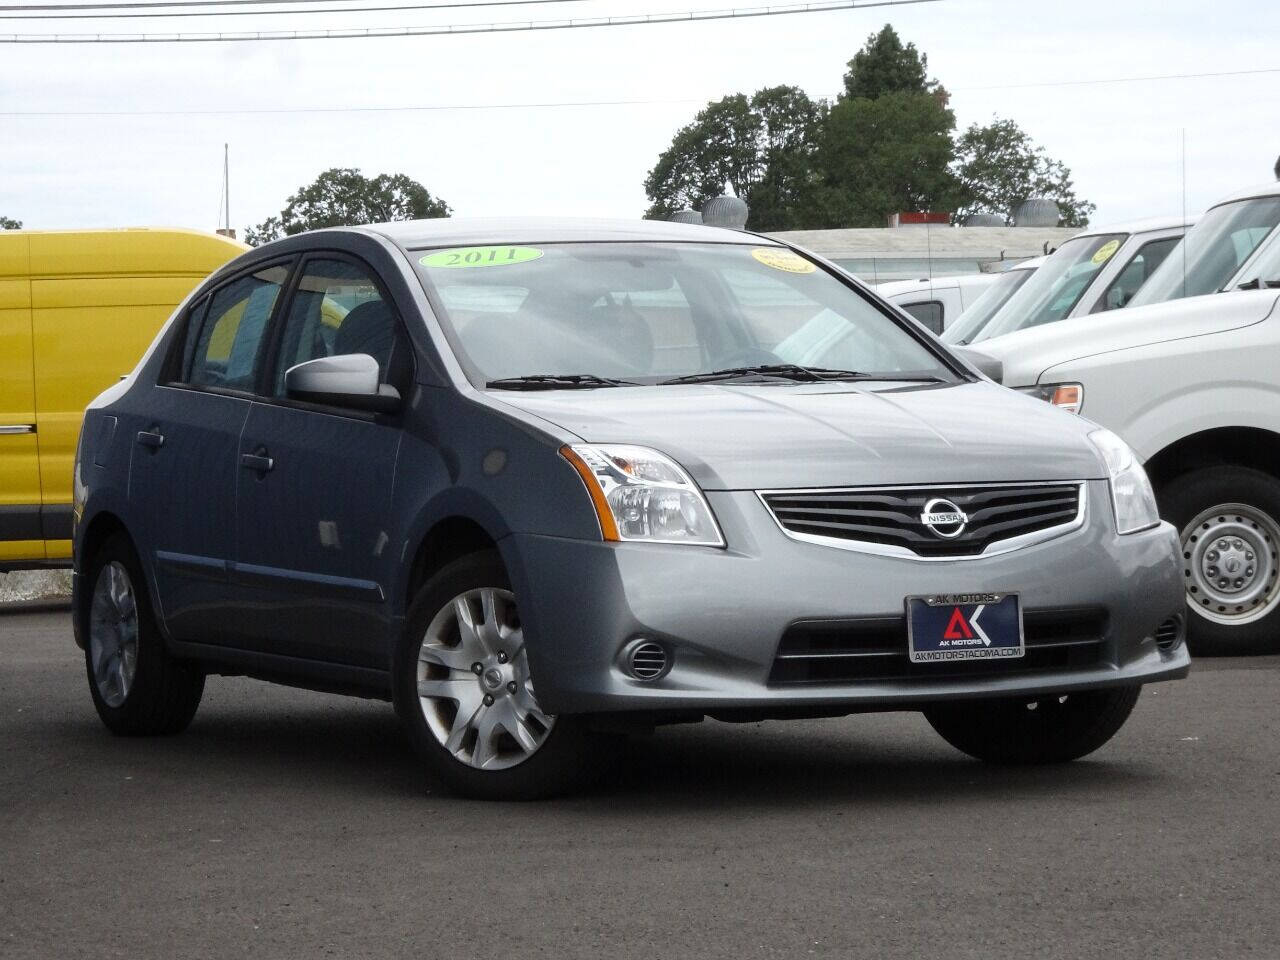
[902,300,944,334]
[271,258,407,396]
[187,264,289,390]
[1095,237,1180,312]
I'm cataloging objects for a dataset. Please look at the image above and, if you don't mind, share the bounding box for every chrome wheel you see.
[88,560,139,708]
[415,587,554,771]
[1181,502,1280,626]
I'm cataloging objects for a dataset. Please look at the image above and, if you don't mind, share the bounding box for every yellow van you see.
[1,228,247,570]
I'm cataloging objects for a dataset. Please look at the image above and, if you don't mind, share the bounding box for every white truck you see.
[973,183,1280,655]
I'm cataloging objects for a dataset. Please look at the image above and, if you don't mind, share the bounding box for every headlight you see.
[1014,382,1084,414]
[561,444,725,546]
[1089,428,1160,535]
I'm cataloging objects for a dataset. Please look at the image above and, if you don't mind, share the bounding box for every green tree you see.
[643,86,827,231]
[0,215,21,230]
[246,168,450,245]
[842,24,932,99]
[952,118,1095,226]
[815,90,962,227]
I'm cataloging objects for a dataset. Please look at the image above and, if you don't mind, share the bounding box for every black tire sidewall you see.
[1158,465,1280,655]
[392,550,599,800]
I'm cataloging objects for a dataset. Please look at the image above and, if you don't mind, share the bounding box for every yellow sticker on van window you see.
[1091,239,1121,265]
[420,246,544,269]
[752,248,816,274]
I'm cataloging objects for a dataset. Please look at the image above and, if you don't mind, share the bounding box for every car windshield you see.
[1129,196,1280,306]
[970,234,1126,343]
[413,241,955,385]
[940,267,1035,345]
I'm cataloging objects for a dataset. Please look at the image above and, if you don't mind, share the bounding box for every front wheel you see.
[393,551,602,799]
[924,687,1141,764]
[1158,465,1280,655]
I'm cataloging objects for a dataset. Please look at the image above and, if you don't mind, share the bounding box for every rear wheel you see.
[393,551,602,799]
[84,534,204,735]
[1158,465,1280,655]
[924,686,1141,764]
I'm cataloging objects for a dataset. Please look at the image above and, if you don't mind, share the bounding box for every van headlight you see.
[1089,428,1159,535]
[561,444,725,546]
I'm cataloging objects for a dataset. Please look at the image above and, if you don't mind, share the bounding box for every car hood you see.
[492,380,1106,490]
[978,289,1280,387]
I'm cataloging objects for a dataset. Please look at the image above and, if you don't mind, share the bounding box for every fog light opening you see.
[1154,616,1184,651]
[622,639,670,681]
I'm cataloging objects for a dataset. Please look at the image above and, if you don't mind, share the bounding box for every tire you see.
[392,550,603,800]
[83,533,205,736]
[924,686,1141,764]
[1157,465,1280,656]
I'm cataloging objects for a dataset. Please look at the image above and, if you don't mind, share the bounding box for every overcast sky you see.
[2,0,1278,235]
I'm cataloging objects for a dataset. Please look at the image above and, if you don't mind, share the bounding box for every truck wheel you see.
[1158,466,1280,655]
[392,550,603,800]
[925,687,1141,764]
[84,534,205,735]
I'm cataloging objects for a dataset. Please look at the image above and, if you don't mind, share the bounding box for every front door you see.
[229,256,406,667]
[130,262,289,643]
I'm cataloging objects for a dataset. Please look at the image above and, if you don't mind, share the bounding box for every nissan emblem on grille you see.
[920,498,968,538]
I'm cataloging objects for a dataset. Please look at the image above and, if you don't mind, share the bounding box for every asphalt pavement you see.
[2,606,1277,960]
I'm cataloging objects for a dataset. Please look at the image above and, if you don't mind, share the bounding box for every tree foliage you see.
[642,24,1092,230]
[246,168,450,245]
[952,118,1095,226]
[0,215,21,230]
[643,86,826,231]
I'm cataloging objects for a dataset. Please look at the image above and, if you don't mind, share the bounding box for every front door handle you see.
[240,451,274,474]
[136,430,165,449]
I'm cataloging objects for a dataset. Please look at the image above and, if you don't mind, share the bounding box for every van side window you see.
[187,264,289,390]
[1094,236,1180,312]
[901,300,944,334]
[271,258,409,396]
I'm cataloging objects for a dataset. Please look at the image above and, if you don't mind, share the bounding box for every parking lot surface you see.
[2,606,1277,960]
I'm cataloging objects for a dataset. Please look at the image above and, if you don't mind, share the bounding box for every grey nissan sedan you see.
[71,218,1190,799]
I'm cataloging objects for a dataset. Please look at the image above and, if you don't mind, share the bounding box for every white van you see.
[874,273,999,334]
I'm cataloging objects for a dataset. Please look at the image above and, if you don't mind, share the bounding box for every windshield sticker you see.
[1091,239,1121,265]
[420,246,543,269]
[752,248,816,274]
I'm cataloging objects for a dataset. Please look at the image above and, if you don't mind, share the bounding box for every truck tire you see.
[83,533,205,735]
[925,686,1141,764]
[1158,465,1280,655]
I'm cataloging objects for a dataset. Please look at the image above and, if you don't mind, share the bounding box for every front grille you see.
[762,484,1082,557]
[768,607,1109,685]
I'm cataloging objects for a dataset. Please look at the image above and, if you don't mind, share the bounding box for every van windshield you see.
[1129,196,1280,306]
[413,242,955,386]
[941,266,1035,345]
[970,234,1126,343]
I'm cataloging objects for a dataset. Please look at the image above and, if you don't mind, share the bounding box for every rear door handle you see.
[135,430,165,449]
[240,452,274,474]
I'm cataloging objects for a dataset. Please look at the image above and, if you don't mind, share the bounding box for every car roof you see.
[875,274,996,295]
[352,216,768,250]
[1070,214,1193,240]
[1210,181,1280,207]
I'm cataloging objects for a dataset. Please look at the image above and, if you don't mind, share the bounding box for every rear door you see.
[129,260,290,642]
[227,254,407,667]
[0,234,43,564]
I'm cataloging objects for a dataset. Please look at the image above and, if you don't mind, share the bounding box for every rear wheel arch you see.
[76,512,132,644]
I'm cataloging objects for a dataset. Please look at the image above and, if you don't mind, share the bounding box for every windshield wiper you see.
[485,373,639,390]
[660,364,943,385]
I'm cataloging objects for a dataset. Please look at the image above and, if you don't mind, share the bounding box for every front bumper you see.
[506,481,1189,716]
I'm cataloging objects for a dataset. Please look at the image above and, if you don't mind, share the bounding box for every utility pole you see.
[217,144,236,239]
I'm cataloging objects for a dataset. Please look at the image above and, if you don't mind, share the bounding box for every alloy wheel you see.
[415,587,554,770]
[88,560,140,708]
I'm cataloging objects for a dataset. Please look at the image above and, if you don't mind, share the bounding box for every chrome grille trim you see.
[757,481,1088,561]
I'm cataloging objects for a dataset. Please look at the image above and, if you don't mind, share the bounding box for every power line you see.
[0,0,941,41]
[0,0,453,9]
[956,66,1280,91]
[0,0,591,18]
[1,96,707,116]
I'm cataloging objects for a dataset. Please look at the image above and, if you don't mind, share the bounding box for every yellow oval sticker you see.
[420,246,543,269]
[1091,239,1120,265]
[752,248,816,274]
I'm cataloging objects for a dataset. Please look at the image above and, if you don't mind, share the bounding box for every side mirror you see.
[953,346,1003,384]
[284,353,401,413]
